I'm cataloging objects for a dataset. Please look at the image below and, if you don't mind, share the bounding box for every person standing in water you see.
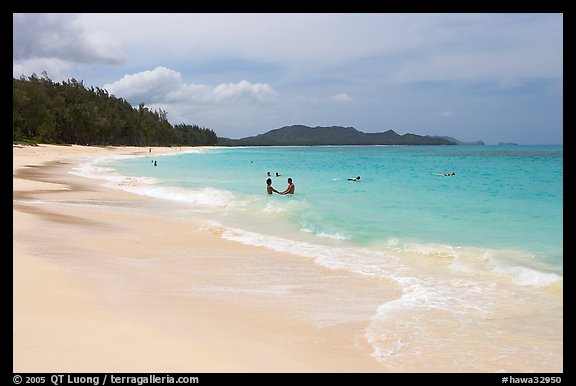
[280,178,295,195]
[266,178,279,194]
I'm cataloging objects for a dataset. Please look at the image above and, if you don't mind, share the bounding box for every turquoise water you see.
[96,145,562,277]
[75,144,563,370]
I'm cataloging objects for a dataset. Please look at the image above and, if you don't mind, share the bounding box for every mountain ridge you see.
[217,125,482,146]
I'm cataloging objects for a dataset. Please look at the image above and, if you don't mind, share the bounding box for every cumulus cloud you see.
[210,81,277,104]
[103,67,182,102]
[103,66,278,105]
[13,13,125,64]
[330,93,352,102]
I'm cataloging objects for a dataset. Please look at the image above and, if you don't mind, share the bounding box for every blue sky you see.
[13,13,563,144]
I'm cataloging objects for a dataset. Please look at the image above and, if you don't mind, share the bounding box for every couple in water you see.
[267,177,295,195]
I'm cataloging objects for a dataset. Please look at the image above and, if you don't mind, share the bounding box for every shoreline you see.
[13,144,397,372]
[13,144,563,373]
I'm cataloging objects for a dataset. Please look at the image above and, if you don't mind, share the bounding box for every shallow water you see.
[74,145,563,371]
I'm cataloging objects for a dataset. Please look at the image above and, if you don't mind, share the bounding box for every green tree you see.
[13,74,219,147]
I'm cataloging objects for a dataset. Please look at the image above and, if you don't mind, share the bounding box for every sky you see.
[13,13,563,144]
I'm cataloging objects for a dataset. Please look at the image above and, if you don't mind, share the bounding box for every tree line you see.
[13,74,218,146]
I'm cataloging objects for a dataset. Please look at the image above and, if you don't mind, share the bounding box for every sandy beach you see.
[13,144,401,372]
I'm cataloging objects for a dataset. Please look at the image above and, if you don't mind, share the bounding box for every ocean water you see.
[74,145,563,371]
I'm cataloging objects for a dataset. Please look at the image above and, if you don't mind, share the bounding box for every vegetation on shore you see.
[13,74,218,147]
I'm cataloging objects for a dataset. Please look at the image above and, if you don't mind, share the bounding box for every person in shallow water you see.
[266,178,280,194]
[347,176,361,181]
[279,177,295,195]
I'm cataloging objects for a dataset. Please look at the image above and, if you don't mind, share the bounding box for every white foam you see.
[492,263,562,287]
[70,155,155,183]
[402,241,562,288]
[262,202,287,214]
[164,148,208,155]
[300,227,350,241]
[217,223,399,275]
[70,155,239,208]
[363,268,502,365]
[370,336,405,359]
[115,183,235,207]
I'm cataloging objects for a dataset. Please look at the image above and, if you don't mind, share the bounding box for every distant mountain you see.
[430,135,485,146]
[218,125,457,146]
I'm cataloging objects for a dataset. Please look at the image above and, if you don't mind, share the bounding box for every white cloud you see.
[12,58,73,81]
[440,111,455,118]
[103,67,182,102]
[103,66,278,106]
[330,93,352,102]
[209,80,277,104]
[13,13,125,64]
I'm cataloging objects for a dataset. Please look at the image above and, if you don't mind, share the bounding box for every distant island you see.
[430,136,485,146]
[218,125,484,146]
[498,142,518,145]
